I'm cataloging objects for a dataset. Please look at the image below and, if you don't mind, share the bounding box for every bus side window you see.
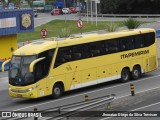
[120,38,126,51]
[72,45,82,60]
[55,47,72,67]
[120,37,134,51]
[134,35,144,48]
[144,32,155,47]
[105,39,119,53]
[89,41,105,57]
[81,44,90,58]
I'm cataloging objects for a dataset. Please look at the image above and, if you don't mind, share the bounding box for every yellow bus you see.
[2,28,158,99]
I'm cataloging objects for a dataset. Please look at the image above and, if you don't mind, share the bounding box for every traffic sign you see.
[77,20,84,28]
[40,28,47,38]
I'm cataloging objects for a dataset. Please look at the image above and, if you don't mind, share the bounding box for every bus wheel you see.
[131,66,141,80]
[121,68,130,82]
[52,84,63,99]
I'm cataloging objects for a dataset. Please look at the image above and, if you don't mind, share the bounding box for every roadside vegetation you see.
[106,22,119,32]
[58,27,72,38]
[17,20,148,42]
[17,20,123,42]
[123,18,142,29]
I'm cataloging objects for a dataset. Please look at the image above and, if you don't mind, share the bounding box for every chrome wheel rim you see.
[54,87,61,96]
[122,72,128,81]
[133,69,139,78]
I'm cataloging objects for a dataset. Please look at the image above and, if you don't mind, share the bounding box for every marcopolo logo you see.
[121,50,149,59]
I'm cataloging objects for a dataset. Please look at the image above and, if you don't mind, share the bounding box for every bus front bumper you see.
[9,87,38,99]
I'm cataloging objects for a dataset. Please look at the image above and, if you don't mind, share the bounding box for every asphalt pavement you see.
[68,87,160,120]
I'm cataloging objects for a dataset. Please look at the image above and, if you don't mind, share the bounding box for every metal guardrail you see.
[81,13,160,18]
[42,95,115,120]
[1,94,115,120]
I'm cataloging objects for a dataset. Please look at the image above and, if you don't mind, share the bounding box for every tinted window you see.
[35,49,54,81]
[143,32,155,47]
[120,37,134,51]
[81,44,90,58]
[134,35,144,49]
[72,45,83,60]
[89,41,105,57]
[105,39,119,53]
[55,47,72,67]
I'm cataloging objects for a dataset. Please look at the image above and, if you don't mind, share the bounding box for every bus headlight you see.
[28,85,39,92]
[9,85,39,93]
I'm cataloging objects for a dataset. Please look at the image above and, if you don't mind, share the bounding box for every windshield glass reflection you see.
[9,55,37,86]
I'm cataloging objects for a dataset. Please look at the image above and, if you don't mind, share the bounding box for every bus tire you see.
[52,84,63,99]
[121,68,130,82]
[131,66,141,80]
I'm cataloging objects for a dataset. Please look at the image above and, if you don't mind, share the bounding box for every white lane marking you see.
[13,74,160,111]
[100,86,160,120]
[130,101,160,111]
[0,77,8,80]
[115,86,160,100]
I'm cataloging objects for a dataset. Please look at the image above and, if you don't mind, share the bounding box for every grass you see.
[17,20,122,42]
[17,20,148,42]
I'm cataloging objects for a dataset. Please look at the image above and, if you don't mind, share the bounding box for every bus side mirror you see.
[2,59,11,72]
[29,57,45,73]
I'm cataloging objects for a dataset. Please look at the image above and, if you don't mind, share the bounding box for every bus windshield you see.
[9,55,37,86]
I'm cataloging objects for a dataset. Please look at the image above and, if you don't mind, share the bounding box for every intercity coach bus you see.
[2,28,158,98]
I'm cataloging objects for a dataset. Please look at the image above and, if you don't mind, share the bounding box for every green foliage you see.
[58,28,71,38]
[27,0,33,8]
[101,0,122,14]
[123,18,141,29]
[17,20,127,42]
[101,0,160,14]
[106,22,118,32]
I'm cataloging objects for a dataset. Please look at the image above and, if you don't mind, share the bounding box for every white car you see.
[62,8,70,14]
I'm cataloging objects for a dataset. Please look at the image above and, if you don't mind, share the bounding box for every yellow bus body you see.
[8,28,158,98]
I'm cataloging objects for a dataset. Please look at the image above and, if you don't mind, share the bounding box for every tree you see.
[101,0,122,14]
[100,0,160,14]
[27,0,33,8]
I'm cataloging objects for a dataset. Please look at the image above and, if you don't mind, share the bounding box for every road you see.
[34,13,80,27]
[34,13,160,29]
[0,59,160,112]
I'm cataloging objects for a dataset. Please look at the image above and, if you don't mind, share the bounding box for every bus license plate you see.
[17,94,22,98]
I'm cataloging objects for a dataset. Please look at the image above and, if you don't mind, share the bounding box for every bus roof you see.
[14,28,155,56]
[14,40,57,55]
[57,28,155,47]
